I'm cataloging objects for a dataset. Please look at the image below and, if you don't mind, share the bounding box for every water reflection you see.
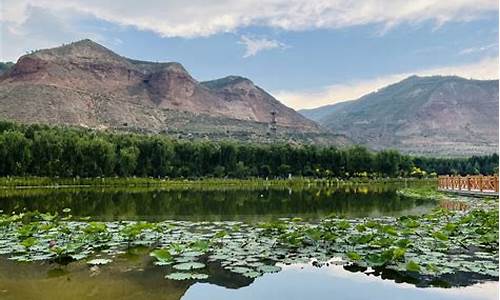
[182,264,498,300]
[0,182,436,221]
[1,257,496,300]
[0,181,496,299]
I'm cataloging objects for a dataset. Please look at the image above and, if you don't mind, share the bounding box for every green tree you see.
[118,146,139,176]
[0,130,32,175]
[31,130,63,176]
[232,161,248,178]
[259,165,271,178]
[277,164,292,177]
[375,150,401,177]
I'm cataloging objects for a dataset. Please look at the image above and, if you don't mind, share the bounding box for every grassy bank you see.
[0,176,435,189]
[397,186,445,201]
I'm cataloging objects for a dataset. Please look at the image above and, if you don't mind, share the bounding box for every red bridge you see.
[438,175,499,196]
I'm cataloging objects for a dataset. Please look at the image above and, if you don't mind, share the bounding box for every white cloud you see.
[273,56,499,110]
[239,35,287,57]
[0,5,106,61]
[2,1,498,37]
[1,1,497,60]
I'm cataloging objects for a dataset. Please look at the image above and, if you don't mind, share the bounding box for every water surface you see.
[0,257,497,300]
[0,181,497,300]
[0,181,435,221]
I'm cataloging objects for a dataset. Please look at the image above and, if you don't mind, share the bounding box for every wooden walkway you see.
[438,175,499,197]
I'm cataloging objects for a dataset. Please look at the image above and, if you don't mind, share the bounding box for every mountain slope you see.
[200,76,314,128]
[300,76,499,156]
[0,39,347,145]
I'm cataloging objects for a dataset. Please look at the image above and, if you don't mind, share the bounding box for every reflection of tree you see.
[0,256,190,300]
[204,261,254,289]
[0,183,436,221]
[0,248,259,300]
[342,264,494,288]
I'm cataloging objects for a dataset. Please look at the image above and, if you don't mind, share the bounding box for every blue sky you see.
[1,1,498,109]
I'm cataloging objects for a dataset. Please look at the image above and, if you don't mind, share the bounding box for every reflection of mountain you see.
[0,184,437,220]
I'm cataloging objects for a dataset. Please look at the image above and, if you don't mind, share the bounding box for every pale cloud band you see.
[273,56,500,110]
[3,0,497,37]
[1,0,498,60]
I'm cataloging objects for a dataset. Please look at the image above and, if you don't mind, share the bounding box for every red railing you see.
[438,175,499,193]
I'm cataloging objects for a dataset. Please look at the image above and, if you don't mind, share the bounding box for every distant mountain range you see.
[0,39,347,145]
[300,75,499,156]
[1,39,497,156]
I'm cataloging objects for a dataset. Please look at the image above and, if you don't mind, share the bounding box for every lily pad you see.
[173,262,206,270]
[406,260,421,272]
[165,272,208,280]
[150,249,172,262]
[257,265,282,273]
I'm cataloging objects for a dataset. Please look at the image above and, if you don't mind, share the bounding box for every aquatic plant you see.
[0,194,497,284]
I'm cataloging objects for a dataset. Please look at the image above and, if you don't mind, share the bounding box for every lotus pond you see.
[0,181,497,300]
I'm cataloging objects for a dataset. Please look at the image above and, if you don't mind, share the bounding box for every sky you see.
[1,0,498,109]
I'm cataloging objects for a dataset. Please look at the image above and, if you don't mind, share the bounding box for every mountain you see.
[0,39,347,145]
[300,76,499,156]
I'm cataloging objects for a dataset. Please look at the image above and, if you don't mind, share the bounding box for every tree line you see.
[0,121,497,179]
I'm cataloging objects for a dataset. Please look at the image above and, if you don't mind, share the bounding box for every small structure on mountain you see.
[269,111,277,134]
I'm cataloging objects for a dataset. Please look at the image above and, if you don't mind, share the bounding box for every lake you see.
[0,181,435,221]
[0,180,497,300]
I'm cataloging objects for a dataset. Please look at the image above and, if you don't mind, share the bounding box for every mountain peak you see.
[71,38,101,47]
[200,75,254,89]
[65,39,113,52]
[22,38,123,65]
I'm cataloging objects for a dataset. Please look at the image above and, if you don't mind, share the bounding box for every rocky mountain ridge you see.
[300,75,499,156]
[0,39,346,145]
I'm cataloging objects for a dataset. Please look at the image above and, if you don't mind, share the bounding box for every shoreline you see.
[0,177,435,189]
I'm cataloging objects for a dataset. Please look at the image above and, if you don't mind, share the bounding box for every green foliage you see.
[0,201,497,283]
[0,120,495,179]
[0,130,32,175]
[118,146,140,176]
[121,222,156,240]
[83,222,107,234]
[150,249,173,263]
[213,230,227,239]
[20,237,38,248]
[346,251,362,261]
[191,240,210,252]
[397,187,445,201]
[392,247,406,260]
[406,260,421,272]
[432,231,449,241]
